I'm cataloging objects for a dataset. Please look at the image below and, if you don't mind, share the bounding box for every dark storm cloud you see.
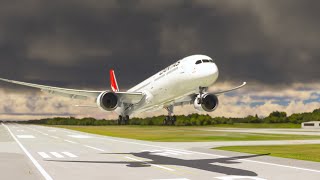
[0,0,319,90]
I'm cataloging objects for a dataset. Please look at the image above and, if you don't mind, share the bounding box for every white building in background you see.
[301,121,320,129]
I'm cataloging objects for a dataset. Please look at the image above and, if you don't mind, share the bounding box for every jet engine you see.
[193,93,219,112]
[96,91,119,111]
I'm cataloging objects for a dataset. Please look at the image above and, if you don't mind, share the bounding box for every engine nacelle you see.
[194,93,219,112]
[96,91,119,111]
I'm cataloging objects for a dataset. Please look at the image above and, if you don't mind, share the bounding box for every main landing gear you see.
[163,106,176,125]
[118,115,129,125]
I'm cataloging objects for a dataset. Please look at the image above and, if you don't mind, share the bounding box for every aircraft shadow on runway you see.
[47,151,270,176]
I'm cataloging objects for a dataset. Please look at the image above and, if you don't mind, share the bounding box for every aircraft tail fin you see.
[110,69,119,92]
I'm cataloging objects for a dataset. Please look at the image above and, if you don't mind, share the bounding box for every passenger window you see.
[195,60,202,64]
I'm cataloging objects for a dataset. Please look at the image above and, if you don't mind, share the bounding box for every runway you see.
[1,123,320,180]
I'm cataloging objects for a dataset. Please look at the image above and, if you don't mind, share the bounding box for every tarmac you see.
[1,123,320,180]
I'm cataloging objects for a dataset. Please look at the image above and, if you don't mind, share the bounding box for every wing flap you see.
[116,92,144,104]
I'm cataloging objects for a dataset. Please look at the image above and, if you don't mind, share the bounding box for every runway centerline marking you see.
[93,137,320,173]
[84,145,105,152]
[2,123,53,180]
[125,156,175,172]
[64,140,78,144]
[50,152,64,158]
[51,136,59,139]
[17,135,35,139]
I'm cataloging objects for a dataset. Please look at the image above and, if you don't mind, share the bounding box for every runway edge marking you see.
[57,126,320,174]
[94,135,320,173]
[2,123,53,180]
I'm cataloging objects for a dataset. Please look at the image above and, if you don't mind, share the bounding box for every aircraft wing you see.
[210,82,247,95]
[0,78,144,104]
[171,82,247,107]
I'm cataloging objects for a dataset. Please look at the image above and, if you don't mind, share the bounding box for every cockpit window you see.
[195,60,202,64]
[203,59,210,63]
[209,60,214,63]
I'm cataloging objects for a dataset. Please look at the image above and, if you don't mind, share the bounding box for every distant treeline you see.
[19,108,320,126]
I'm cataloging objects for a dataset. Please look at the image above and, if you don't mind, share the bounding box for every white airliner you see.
[0,55,246,125]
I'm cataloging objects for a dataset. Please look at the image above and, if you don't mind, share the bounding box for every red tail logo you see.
[110,69,119,92]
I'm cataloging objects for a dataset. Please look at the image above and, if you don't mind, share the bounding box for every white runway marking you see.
[143,149,192,156]
[60,127,320,174]
[62,152,77,158]
[125,156,175,172]
[152,179,189,180]
[17,135,35,139]
[51,136,59,139]
[216,176,267,180]
[50,152,64,158]
[95,137,320,174]
[2,123,53,180]
[84,145,105,152]
[68,134,92,138]
[64,140,78,144]
[38,152,77,158]
[48,130,56,132]
[43,133,49,136]
[38,152,51,159]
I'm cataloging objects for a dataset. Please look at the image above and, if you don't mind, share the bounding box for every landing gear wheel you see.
[163,116,170,125]
[163,116,176,125]
[171,116,176,125]
[124,115,130,125]
[118,115,123,125]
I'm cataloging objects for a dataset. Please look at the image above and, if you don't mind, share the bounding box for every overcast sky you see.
[0,0,319,120]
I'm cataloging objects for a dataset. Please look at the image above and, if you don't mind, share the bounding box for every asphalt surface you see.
[1,123,320,180]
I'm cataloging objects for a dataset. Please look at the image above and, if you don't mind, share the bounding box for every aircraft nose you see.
[204,62,218,77]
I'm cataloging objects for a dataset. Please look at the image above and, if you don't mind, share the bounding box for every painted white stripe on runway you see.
[51,136,59,139]
[48,130,56,132]
[58,127,320,173]
[17,135,35,138]
[216,176,267,180]
[38,152,51,159]
[154,153,171,156]
[166,149,192,155]
[50,152,64,158]
[125,156,175,171]
[2,123,53,180]
[68,134,92,138]
[160,151,179,155]
[64,140,78,144]
[62,152,77,158]
[84,145,105,152]
[43,133,49,136]
[97,137,320,173]
[152,179,189,180]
